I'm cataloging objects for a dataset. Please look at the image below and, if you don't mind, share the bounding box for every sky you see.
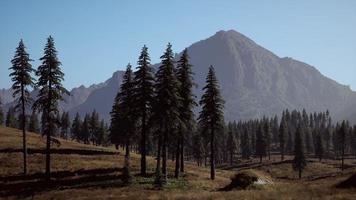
[0,0,355,90]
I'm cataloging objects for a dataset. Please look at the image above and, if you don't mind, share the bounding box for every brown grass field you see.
[0,126,356,199]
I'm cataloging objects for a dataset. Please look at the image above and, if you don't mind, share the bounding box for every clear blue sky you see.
[1,0,355,90]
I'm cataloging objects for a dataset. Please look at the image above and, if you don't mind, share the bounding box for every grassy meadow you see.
[0,126,355,199]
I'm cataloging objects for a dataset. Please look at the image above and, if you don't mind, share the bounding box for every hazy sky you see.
[0,0,355,90]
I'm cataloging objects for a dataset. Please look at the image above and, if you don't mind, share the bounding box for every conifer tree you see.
[279,115,287,161]
[89,110,99,145]
[198,66,224,180]
[256,124,266,163]
[154,43,181,181]
[315,133,324,161]
[33,36,68,180]
[9,39,35,175]
[227,123,236,165]
[28,110,39,133]
[110,64,136,184]
[81,114,90,144]
[133,45,155,176]
[263,119,272,160]
[176,48,196,174]
[0,97,4,125]
[71,113,82,142]
[241,127,251,159]
[338,121,347,171]
[292,125,306,179]
[60,112,70,139]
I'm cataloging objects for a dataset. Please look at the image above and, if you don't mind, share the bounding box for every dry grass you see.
[1,126,356,200]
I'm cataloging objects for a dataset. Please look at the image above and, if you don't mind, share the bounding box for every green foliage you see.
[28,110,39,133]
[6,106,17,128]
[133,45,155,176]
[198,66,224,180]
[71,113,82,142]
[293,126,307,178]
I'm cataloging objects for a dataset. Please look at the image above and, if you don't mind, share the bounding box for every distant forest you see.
[1,37,355,185]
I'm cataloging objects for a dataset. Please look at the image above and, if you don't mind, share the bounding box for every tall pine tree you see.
[133,45,155,176]
[176,48,196,174]
[33,36,68,180]
[71,113,82,142]
[198,66,224,180]
[9,39,35,175]
[154,43,181,182]
[110,64,136,184]
[292,125,306,179]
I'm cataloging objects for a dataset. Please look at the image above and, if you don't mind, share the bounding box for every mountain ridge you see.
[2,30,355,123]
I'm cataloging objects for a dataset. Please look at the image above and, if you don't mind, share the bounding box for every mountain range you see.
[2,30,356,123]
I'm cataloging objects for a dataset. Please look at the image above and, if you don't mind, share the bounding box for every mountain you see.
[3,30,356,123]
[0,88,14,104]
[69,71,124,118]
[1,83,102,115]
[67,30,356,123]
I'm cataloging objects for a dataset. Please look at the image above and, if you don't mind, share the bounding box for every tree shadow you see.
[0,167,124,198]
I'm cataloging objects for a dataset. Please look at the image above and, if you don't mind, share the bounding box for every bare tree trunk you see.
[210,127,215,180]
[180,136,184,173]
[21,84,27,175]
[140,111,147,176]
[162,126,168,181]
[174,140,180,178]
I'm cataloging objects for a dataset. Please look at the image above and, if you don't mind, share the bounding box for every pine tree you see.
[0,97,4,125]
[198,66,224,180]
[9,39,35,175]
[227,123,235,165]
[315,133,324,161]
[110,64,136,184]
[33,36,69,180]
[279,114,287,161]
[292,125,306,179]
[241,127,251,159]
[28,110,39,133]
[263,119,272,160]
[60,112,70,139]
[154,43,181,182]
[71,113,82,142]
[256,124,266,163]
[81,114,90,144]
[338,121,347,171]
[176,48,196,174]
[133,45,155,176]
[89,110,99,145]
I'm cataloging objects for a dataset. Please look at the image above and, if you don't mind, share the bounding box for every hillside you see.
[1,126,356,199]
[65,30,356,122]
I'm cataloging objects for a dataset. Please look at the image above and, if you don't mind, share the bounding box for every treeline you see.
[1,106,110,146]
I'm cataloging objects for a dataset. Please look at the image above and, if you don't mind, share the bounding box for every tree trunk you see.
[21,84,27,175]
[46,80,52,181]
[174,140,180,178]
[299,168,302,179]
[230,149,233,166]
[140,111,147,176]
[180,136,184,173]
[162,126,168,181]
[156,131,162,174]
[210,127,215,180]
[341,145,345,171]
